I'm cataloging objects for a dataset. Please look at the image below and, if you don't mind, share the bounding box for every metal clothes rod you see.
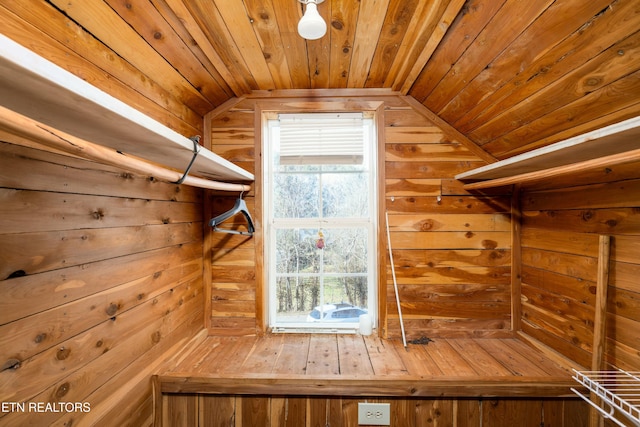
[0,105,251,193]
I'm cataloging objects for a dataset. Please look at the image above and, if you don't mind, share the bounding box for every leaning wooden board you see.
[0,34,253,183]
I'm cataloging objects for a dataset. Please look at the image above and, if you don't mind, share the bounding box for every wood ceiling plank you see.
[307,1,332,89]
[456,0,638,138]
[441,0,615,128]
[423,0,554,114]
[365,0,419,88]
[457,2,640,153]
[471,28,640,149]
[328,0,358,88]
[47,0,213,114]
[483,70,640,159]
[408,0,506,103]
[270,0,312,88]
[105,0,230,107]
[385,0,453,91]
[347,0,390,88]
[243,0,293,89]
[187,0,258,92]
[154,0,245,96]
[398,0,466,95]
[213,0,275,90]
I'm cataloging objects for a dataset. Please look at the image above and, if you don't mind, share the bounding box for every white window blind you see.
[278,113,364,165]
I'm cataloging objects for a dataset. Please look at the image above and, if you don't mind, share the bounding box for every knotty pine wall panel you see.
[207,101,257,335]
[206,95,511,338]
[520,168,640,370]
[384,104,511,339]
[162,394,587,427]
[0,140,204,426]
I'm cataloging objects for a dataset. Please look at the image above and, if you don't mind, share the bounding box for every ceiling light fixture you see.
[297,0,326,40]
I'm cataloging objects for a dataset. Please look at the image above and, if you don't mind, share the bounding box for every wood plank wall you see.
[0,138,205,426]
[519,162,640,371]
[206,93,512,338]
[0,5,210,425]
[206,100,258,335]
[161,394,587,427]
[383,104,511,339]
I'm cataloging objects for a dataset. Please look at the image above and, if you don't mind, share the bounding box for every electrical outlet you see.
[357,402,390,426]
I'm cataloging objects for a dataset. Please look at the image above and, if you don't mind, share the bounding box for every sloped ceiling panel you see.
[1,0,638,160]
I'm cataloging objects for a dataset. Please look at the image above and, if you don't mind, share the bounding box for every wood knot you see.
[151,331,162,344]
[105,303,119,316]
[482,240,498,249]
[7,270,26,279]
[2,358,21,371]
[581,210,594,221]
[57,347,71,360]
[92,209,105,220]
[56,382,70,398]
[419,219,434,231]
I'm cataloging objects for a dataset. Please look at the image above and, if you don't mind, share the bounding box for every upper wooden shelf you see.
[456,116,640,188]
[0,34,253,183]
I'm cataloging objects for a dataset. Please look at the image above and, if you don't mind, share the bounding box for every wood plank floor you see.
[157,334,581,398]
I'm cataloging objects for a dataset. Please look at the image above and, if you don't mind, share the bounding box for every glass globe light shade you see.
[298,2,326,40]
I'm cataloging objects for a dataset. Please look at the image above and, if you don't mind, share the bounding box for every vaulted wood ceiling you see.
[3,0,640,161]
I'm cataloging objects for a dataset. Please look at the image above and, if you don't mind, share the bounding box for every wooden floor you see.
[157,333,581,398]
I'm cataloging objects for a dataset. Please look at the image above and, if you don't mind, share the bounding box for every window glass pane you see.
[273,173,319,218]
[275,276,319,323]
[320,277,368,309]
[275,279,368,325]
[319,228,368,273]
[275,228,320,274]
[322,172,369,217]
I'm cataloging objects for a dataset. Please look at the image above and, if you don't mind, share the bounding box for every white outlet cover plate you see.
[357,402,390,425]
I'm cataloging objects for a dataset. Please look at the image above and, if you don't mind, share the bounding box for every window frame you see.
[262,112,379,333]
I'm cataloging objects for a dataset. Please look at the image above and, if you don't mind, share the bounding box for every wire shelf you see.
[572,369,640,427]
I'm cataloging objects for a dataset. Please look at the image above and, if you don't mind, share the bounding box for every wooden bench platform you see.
[155,333,580,398]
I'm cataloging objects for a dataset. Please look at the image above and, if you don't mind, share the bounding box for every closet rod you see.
[0,106,251,193]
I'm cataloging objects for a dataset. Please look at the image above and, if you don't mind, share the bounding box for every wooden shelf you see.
[156,334,579,398]
[0,34,253,183]
[456,117,640,189]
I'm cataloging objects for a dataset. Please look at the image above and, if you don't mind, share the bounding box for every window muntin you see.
[264,113,377,331]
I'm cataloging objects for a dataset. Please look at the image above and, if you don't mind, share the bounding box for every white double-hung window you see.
[264,112,377,332]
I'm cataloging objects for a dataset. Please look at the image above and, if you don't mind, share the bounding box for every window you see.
[264,112,377,332]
